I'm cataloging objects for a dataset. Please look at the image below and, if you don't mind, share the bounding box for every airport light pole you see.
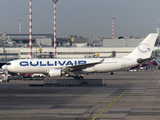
[29,0,33,59]
[18,18,22,36]
[52,0,58,58]
[112,17,116,39]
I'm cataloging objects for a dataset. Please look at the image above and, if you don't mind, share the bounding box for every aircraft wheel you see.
[79,76,84,79]
[110,72,114,75]
[74,76,78,79]
[74,76,84,79]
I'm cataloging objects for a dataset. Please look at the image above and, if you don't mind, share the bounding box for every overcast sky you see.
[0,0,160,38]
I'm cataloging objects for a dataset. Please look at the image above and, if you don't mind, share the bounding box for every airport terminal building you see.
[0,28,160,60]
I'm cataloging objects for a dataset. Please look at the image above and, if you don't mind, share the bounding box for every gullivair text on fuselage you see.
[20,60,87,66]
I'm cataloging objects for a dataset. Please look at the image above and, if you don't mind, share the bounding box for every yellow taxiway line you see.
[92,89,128,120]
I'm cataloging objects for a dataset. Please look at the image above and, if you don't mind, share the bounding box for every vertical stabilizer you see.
[124,33,158,58]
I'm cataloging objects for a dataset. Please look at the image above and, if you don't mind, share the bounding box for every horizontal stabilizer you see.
[137,57,155,64]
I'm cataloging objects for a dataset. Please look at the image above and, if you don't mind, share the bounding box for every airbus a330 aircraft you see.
[2,33,158,79]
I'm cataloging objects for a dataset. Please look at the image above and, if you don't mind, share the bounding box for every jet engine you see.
[48,69,62,77]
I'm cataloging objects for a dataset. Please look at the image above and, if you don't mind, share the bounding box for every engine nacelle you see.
[48,69,62,77]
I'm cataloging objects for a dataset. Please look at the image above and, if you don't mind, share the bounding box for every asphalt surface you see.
[0,70,160,120]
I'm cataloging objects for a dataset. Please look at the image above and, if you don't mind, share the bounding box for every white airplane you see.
[2,33,158,79]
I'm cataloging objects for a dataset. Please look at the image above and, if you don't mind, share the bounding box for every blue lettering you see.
[58,61,66,66]
[55,61,57,66]
[66,61,73,66]
[47,61,53,66]
[20,61,29,66]
[78,61,86,65]
[30,61,38,66]
[40,61,46,66]
[19,60,87,67]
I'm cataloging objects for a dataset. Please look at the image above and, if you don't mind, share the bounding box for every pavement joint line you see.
[92,89,128,120]
[88,101,111,103]
[124,93,144,95]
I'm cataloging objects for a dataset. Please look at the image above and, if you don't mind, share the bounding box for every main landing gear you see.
[73,75,84,79]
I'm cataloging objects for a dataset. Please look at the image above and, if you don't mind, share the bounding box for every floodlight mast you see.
[29,0,33,59]
[52,0,58,3]
[112,17,116,39]
[52,0,58,58]
[18,19,22,35]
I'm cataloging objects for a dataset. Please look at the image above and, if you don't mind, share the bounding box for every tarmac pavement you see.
[0,70,160,120]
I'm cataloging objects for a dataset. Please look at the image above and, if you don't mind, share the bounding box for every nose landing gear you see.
[110,72,114,75]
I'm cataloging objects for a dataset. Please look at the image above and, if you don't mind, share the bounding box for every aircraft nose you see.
[2,65,7,70]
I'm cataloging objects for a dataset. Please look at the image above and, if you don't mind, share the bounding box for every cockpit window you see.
[6,62,11,65]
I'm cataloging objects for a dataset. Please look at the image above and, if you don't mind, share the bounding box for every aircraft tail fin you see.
[124,33,158,58]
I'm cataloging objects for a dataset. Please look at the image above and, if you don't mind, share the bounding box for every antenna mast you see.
[52,0,58,58]
[29,0,33,59]
[18,18,22,35]
[112,17,116,39]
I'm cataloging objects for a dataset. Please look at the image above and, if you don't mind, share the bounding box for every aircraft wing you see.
[63,58,104,71]
[137,57,155,64]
